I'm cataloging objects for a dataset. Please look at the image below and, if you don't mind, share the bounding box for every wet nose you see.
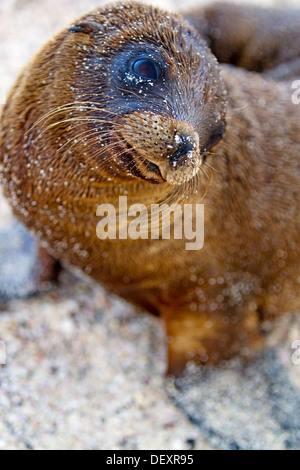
[169,134,197,164]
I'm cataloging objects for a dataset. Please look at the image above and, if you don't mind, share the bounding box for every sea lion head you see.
[27,2,227,187]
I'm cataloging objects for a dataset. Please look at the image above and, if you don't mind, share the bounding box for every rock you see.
[0,222,39,303]
[167,346,300,450]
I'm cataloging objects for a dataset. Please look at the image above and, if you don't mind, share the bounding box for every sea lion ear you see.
[207,120,226,151]
[68,21,103,35]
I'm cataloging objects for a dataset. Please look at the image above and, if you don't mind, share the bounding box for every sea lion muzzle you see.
[115,111,201,185]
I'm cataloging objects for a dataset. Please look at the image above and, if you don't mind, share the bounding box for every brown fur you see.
[0,2,299,375]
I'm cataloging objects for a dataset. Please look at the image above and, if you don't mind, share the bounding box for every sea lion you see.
[0,1,299,376]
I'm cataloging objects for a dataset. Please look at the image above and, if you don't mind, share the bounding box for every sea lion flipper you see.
[183,3,300,74]
[161,306,263,377]
[0,221,59,304]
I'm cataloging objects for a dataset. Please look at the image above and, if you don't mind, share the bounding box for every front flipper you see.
[161,305,263,377]
[0,221,59,303]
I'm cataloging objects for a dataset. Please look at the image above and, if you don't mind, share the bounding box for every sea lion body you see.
[1,2,300,374]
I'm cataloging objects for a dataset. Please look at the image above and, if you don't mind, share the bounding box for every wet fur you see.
[0,2,300,375]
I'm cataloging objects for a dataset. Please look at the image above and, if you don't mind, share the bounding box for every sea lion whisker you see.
[67,140,126,167]
[203,160,219,173]
[198,168,210,200]
[199,163,211,182]
[34,117,116,139]
[35,102,120,121]
[90,141,133,167]
[114,86,148,103]
[59,131,107,160]
[42,117,113,130]
[58,128,105,153]
[28,106,119,134]
[57,130,125,165]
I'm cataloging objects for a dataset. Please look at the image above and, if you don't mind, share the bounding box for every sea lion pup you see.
[0,2,299,375]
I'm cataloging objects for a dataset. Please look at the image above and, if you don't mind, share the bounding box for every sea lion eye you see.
[131,58,160,80]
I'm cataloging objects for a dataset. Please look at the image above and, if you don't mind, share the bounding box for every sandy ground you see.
[0,0,300,450]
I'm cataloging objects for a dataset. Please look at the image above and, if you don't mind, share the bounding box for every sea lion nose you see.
[169,134,197,164]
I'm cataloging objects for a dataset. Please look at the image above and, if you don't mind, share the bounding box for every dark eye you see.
[131,58,160,81]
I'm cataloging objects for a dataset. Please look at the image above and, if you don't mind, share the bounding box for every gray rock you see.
[167,348,300,450]
[0,222,39,303]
